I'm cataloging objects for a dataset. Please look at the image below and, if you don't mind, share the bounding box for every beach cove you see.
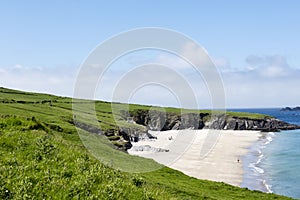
[128,129,261,187]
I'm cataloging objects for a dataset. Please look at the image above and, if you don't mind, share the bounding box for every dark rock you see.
[281,107,292,111]
[281,106,300,111]
[119,127,148,142]
[122,109,300,132]
[179,113,201,129]
[170,121,181,130]
[118,109,300,152]
[104,129,116,137]
[124,141,133,149]
[131,145,169,152]
[73,121,102,135]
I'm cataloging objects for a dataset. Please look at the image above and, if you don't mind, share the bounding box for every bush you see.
[132,176,145,187]
[34,136,56,160]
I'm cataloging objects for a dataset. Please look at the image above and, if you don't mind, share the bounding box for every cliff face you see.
[209,116,298,131]
[115,109,300,150]
[121,109,300,132]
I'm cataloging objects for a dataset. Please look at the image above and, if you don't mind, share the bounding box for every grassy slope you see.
[0,87,290,199]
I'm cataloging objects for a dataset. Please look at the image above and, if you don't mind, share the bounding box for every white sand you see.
[128,129,260,186]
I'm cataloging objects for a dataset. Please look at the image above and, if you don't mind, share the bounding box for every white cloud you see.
[92,44,219,109]
[156,54,190,70]
[0,54,299,109]
[245,55,293,78]
[212,57,231,70]
[245,55,264,65]
[0,65,77,97]
[262,65,286,78]
[222,55,300,107]
[13,64,24,70]
[0,68,5,74]
[181,42,213,68]
[155,42,218,72]
[95,63,209,109]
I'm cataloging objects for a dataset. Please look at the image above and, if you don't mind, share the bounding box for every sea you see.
[229,108,300,199]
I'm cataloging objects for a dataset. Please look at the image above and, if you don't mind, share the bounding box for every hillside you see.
[0,87,292,199]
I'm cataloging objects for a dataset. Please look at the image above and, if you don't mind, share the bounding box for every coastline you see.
[128,129,260,187]
[241,132,275,193]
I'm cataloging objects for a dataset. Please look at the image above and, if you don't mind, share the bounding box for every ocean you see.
[229,108,300,199]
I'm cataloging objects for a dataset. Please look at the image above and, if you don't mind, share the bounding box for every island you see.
[281,106,300,111]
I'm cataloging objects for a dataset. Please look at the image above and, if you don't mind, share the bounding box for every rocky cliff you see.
[109,109,300,151]
[121,109,300,133]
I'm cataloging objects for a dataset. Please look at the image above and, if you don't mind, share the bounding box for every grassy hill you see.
[0,87,290,199]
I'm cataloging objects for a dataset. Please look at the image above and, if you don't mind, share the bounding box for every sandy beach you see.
[128,129,261,186]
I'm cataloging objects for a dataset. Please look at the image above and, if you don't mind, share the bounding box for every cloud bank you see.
[223,55,300,107]
[0,54,299,108]
[0,65,76,97]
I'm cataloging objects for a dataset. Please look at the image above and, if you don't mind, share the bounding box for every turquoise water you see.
[229,108,300,199]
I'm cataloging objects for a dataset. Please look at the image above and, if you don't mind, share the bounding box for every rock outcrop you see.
[130,145,169,152]
[72,121,133,151]
[121,109,300,133]
[121,110,208,131]
[281,106,300,111]
[114,109,300,151]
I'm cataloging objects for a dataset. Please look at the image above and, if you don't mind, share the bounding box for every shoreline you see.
[241,132,276,193]
[128,129,261,187]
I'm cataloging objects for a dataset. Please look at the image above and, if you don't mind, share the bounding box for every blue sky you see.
[0,1,300,108]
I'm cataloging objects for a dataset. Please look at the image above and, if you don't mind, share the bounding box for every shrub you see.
[132,176,145,187]
[34,136,56,160]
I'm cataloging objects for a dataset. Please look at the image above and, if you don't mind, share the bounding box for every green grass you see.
[0,117,170,199]
[127,103,270,120]
[226,111,271,119]
[0,87,290,199]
